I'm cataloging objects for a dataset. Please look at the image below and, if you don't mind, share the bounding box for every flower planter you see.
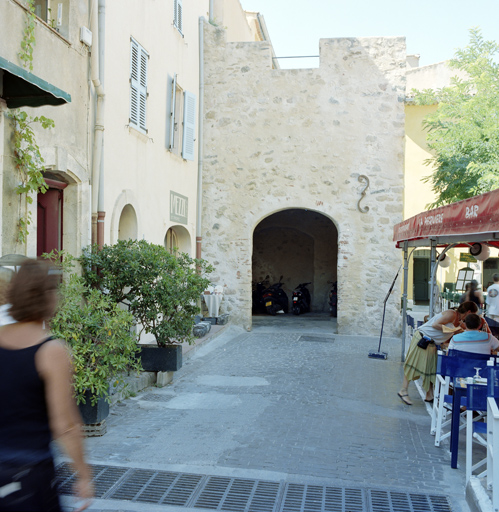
[138,344,182,372]
[77,391,109,425]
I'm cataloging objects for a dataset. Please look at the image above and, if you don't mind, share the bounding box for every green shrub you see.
[48,254,141,405]
[80,240,213,347]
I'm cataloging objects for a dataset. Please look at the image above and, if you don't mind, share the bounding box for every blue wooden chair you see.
[486,366,499,507]
[432,350,492,447]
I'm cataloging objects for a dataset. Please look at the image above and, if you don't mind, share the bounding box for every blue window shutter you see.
[182,91,196,161]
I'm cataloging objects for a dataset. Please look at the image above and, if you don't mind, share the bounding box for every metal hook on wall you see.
[357,175,370,214]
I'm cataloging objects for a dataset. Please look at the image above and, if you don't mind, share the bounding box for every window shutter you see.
[182,91,196,161]
[138,47,148,132]
[130,38,148,133]
[169,74,177,149]
[130,39,140,127]
[174,0,183,34]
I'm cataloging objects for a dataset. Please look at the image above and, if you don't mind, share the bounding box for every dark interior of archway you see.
[252,209,338,313]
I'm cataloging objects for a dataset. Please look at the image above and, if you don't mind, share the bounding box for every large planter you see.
[78,391,109,425]
[138,344,182,372]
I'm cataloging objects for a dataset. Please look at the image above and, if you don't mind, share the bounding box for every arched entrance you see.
[118,204,138,241]
[252,209,338,314]
[164,225,191,256]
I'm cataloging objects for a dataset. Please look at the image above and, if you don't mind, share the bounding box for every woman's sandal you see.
[397,391,413,406]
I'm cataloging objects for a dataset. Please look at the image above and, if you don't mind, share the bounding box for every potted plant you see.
[79,240,213,372]
[48,254,141,423]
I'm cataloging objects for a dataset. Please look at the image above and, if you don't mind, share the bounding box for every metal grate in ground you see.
[298,335,335,343]
[139,393,174,403]
[56,463,452,512]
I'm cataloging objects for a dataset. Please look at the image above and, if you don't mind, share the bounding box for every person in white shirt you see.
[486,274,499,321]
[449,313,499,355]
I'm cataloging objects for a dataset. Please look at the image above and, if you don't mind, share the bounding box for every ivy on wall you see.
[10,0,55,246]
[7,110,55,244]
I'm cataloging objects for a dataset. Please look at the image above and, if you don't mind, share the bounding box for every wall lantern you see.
[469,243,490,261]
[438,253,452,268]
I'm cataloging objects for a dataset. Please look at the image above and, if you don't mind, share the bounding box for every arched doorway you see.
[164,225,191,256]
[252,209,338,314]
[118,204,138,241]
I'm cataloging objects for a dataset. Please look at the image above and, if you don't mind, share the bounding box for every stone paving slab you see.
[63,318,475,512]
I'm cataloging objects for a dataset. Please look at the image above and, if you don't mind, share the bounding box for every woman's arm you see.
[36,340,94,508]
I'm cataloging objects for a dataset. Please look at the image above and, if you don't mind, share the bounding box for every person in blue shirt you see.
[449,313,499,355]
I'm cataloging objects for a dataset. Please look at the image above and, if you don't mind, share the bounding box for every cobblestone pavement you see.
[62,315,471,512]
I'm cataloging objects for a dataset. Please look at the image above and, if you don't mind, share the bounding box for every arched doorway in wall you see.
[164,225,191,256]
[118,204,138,241]
[252,209,338,315]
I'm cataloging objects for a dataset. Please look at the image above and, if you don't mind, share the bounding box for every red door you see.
[37,187,63,257]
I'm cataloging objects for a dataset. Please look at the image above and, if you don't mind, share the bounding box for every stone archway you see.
[252,209,338,314]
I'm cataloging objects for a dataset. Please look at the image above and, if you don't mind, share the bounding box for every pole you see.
[401,241,409,362]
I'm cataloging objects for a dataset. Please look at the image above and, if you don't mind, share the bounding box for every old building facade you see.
[200,23,407,335]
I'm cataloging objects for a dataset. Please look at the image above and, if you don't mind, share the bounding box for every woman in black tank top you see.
[0,260,93,511]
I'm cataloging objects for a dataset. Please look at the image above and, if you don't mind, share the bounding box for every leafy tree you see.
[413,28,499,207]
[80,240,213,347]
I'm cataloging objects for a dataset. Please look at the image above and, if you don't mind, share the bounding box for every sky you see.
[240,0,499,69]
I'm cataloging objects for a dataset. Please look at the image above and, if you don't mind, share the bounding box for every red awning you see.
[393,188,499,248]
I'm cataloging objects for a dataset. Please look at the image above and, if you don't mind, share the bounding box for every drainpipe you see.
[90,0,105,248]
[196,17,204,260]
[208,0,214,24]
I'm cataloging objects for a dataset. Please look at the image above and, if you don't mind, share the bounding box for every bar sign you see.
[170,191,188,224]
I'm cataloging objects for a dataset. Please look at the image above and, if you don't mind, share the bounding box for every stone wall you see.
[201,22,406,335]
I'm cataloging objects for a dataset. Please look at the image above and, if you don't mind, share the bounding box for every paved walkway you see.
[61,315,472,512]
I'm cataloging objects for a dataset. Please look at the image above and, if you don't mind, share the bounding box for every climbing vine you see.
[11,0,55,246]
[19,0,36,71]
[7,110,54,245]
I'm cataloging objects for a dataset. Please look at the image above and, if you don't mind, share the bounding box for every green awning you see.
[0,56,71,108]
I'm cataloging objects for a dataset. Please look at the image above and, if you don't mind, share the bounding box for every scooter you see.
[252,275,269,314]
[291,282,311,315]
[262,277,289,315]
[328,281,337,317]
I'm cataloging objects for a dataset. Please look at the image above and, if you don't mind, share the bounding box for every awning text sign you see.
[393,188,499,245]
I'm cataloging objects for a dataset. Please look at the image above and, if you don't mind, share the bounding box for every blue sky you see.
[241,0,499,68]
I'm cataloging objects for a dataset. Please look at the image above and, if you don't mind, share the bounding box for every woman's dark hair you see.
[456,301,478,314]
[465,313,481,330]
[7,260,59,322]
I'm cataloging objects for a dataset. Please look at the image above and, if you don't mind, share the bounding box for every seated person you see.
[448,313,499,355]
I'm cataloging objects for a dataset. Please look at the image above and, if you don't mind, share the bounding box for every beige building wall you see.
[201,22,407,335]
[0,0,91,259]
[403,61,481,302]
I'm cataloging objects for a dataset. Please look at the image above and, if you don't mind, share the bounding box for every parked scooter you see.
[328,281,337,317]
[291,282,311,315]
[262,276,289,315]
[252,275,269,314]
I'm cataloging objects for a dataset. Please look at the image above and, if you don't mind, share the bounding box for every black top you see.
[0,337,54,464]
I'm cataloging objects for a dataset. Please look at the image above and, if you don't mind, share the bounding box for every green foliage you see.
[412,28,499,208]
[19,0,36,71]
[7,110,54,244]
[80,240,214,347]
[46,252,141,405]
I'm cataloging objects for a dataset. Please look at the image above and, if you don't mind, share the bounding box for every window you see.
[173,0,183,35]
[33,0,69,38]
[168,75,196,161]
[130,38,149,133]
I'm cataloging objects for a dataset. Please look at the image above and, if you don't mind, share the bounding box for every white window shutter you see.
[129,39,140,127]
[169,74,177,149]
[174,0,183,34]
[182,91,196,161]
[130,39,148,133]
[138,47,148,132]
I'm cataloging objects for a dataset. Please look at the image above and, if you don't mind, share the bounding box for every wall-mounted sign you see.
[170,191,188,225]
[460,253,477,263]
